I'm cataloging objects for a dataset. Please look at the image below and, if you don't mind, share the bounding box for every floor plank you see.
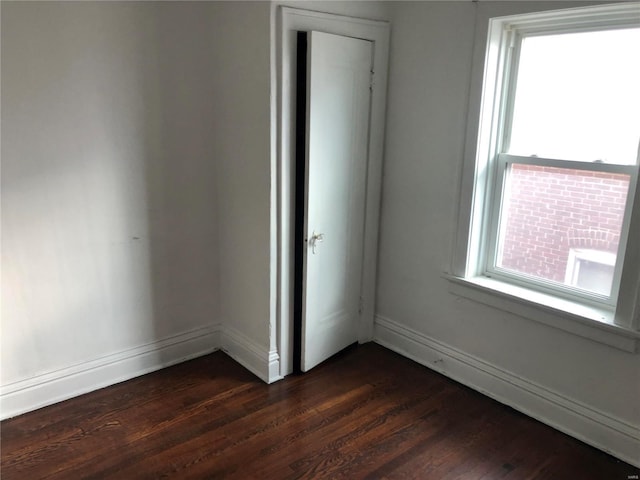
[1,344,637,479]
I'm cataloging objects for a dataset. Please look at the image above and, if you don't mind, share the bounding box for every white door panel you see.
[301,31,373,372]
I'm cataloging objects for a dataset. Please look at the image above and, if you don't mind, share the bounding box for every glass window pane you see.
[508,28,640,165]
[496,163,631,297]
[573,257,615,296]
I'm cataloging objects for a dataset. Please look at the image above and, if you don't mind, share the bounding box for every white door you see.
[301,31,373,372]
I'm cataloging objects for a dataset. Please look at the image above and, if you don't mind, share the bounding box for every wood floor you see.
[2,343,637,479]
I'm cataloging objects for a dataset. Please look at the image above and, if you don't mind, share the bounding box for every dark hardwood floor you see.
[1,343,637,479]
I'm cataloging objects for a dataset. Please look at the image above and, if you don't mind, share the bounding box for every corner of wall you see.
[220,324,283,384]
[373,314,640,468]
[1,324,222,421]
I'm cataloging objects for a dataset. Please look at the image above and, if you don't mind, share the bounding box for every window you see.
[452,3,640,339]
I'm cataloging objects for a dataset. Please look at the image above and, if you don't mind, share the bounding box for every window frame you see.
[449,2,640,347]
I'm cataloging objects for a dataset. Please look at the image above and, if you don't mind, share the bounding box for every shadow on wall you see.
[0,2,219,391]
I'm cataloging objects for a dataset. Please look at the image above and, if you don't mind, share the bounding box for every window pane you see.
[573,257,614,296]
[508,28,640,165]
[496,164,630,297]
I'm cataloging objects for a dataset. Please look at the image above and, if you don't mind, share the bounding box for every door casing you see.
[274,7,390,379]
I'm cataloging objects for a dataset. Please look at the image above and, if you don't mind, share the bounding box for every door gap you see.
[293,31,308,375]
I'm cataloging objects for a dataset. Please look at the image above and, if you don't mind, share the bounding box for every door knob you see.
[308,231,325,254]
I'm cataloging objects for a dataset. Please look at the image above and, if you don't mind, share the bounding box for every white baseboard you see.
[221,326,282,384]
[1,324,221,420]
[374,315,640,468]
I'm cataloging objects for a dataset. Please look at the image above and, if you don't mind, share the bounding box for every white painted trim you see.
[221,325,283,384]
[374,315,640,468]
[497,2,640,35]
[445,273,640,352]
[274,6,390,378]
[0,324,221,420]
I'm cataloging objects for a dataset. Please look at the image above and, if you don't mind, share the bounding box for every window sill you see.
[444,274,639,353]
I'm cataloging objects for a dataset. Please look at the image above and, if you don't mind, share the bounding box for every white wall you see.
[213,1,273,374]
[1,1,222,417]
[376,0,640,465]
[0,0,389,415]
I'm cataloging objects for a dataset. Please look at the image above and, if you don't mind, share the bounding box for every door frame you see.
[273,7,390,378]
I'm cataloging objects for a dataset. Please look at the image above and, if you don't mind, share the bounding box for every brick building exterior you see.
[499,164,630,283]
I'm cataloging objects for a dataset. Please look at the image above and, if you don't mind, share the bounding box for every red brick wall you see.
[499,164,629,283]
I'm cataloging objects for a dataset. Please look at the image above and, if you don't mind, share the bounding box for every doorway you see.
[275,7,390,379]
[293,30,374,372]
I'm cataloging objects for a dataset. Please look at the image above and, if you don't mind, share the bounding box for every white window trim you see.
[449,2,640,352]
